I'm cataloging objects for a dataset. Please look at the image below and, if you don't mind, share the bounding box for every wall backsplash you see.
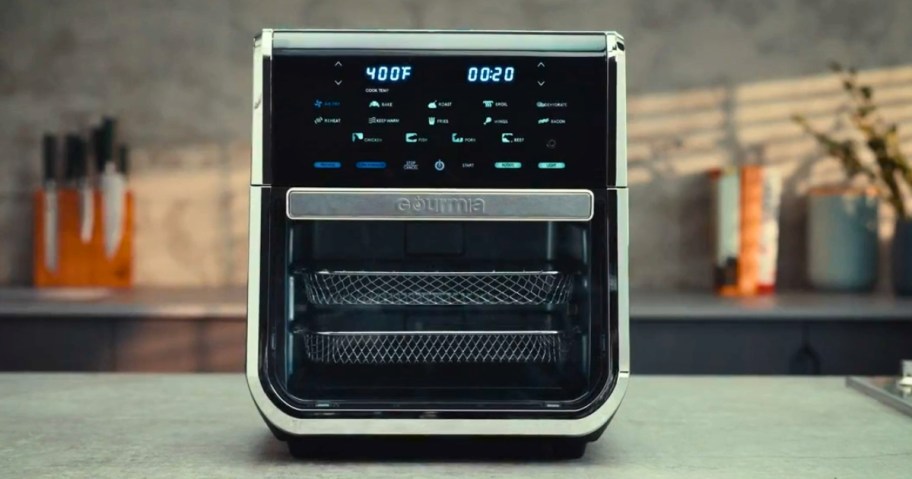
[130,143,250,287]
[1,0,911,290]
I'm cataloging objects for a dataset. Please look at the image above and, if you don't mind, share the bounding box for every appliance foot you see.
[287,437,323,459]
[550,439,587,459]
[284,436,590,460]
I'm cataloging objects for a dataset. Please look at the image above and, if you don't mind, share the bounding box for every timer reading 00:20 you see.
[467,66,515,83]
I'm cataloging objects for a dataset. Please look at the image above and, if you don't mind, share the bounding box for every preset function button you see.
[495,162,522,169]
[356,161,386,169]
[313,161,341,169]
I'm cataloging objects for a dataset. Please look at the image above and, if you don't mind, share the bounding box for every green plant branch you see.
[790,114,876,181]
[792,62,912,219]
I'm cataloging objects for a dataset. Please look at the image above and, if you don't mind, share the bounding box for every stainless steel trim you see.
[310,270,564,276]
[313,330,559,336]
[246,186,264,392]
[846,376,912,418]
[606,33,618,53]
[285,188,593,221]
[272,30,617,52]
[261,28,273,58]
[247,350,627,436]
[611,44,628,187]
[617,189,630,373]
[609,33,624,50]
[251,30,270,186]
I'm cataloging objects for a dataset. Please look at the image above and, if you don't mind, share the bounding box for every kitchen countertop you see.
[1,287,911,320]
[2,374,910,478]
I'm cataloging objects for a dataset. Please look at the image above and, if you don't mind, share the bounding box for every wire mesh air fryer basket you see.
[301,270,572,306]
[302,330,561,364]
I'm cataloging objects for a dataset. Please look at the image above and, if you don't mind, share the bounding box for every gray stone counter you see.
[2,374,910,478]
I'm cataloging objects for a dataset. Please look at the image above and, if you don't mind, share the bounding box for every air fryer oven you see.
[247,30,629,459]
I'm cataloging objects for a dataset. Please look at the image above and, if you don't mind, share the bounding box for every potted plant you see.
[793,63,912,294]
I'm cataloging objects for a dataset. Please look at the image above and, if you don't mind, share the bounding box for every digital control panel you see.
[270,53,609,187]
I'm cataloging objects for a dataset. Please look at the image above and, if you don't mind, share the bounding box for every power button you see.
[434,159,446,171]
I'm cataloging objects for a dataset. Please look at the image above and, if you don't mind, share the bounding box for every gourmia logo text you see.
[395,196,486,215]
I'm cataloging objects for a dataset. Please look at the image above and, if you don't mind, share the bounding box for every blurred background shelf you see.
[1,287,910,374]
[3,287,911,320]
[632,291,912,320]
[0,287,246,319]
[631,291,912,377]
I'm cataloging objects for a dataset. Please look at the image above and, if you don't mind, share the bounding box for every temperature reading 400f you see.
[365,65,412,82]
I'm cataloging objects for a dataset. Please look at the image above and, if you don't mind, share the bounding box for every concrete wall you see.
[2,0,911,289]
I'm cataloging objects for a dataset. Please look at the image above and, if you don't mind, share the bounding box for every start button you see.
[538,162,566,169]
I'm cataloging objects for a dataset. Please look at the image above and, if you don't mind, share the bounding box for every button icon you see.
[537,80,546,86]
[313,161,341,169]
[428,116,436,125]
[538,162,565,169]
[482,100,494,108]
[369,100,380,107]
[314,99,323,108]
[501,133,514,143]
[427,100,438,109]
[483,117,492,125]
[434,159,446,171]
[356,161,386,169]
[451,133,465,143]
[495,162,522,169]
[351,132,364,142]
[403,160,419,171]
[546,139,557,149]
[537,118,549,124]
[536,101,568,108]
[314,117,324,124]
[405,133,418,143]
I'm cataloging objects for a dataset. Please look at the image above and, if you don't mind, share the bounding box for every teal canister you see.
[893,217,912,296]
[807,188,879,291]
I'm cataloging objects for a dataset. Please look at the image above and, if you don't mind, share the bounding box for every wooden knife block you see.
[33,188,134,288]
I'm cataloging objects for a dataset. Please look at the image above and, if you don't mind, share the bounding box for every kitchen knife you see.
[65,135,93,244]
[98,118,124,258]
[42,134,59,272]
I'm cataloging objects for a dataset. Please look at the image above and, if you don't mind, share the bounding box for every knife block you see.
[33,187,134,288]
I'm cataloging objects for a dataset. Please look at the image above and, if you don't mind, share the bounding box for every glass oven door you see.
[258,188,615,415]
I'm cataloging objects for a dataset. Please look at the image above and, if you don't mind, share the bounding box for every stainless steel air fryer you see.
[247,29,629,459]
